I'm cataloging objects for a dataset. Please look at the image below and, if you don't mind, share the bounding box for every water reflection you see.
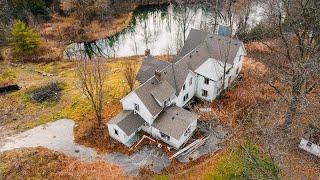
[65,4,264,59]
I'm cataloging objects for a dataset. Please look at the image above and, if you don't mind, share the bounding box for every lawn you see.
[0,56,142,133]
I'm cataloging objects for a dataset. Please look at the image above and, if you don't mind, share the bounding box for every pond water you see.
[65,4,265,59]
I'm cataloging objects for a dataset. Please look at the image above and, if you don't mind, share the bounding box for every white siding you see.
[107,124,136,147]
[299,138,320,157]
[195,75,217,101]
[121,92,154,124]
[175,72,196,107]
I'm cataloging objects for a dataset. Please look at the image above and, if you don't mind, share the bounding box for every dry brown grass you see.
[0,147,129,179]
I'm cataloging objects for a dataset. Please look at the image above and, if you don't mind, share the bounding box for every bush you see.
[10,20,41,58]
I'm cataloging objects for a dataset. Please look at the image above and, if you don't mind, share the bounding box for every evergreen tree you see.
[10,20,41,56]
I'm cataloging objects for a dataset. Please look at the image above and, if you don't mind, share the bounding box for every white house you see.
[299,124,320,157]
[107,29,247,149]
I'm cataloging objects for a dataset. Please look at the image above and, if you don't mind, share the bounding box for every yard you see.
[1,48,319,179]
[0,56,142,140]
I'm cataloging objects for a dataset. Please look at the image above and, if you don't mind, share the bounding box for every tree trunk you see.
[283,73,304,130]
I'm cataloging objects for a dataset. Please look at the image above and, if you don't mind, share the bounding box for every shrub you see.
[10,20,41,57]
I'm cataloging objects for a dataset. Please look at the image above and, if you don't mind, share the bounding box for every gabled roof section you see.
[135,77,164,117]
[125,29,246,118]
[136,55,170,83]
[173,28,208,62]
[152,105,198,140]
[150,81,176,105]
[108,110,145,136]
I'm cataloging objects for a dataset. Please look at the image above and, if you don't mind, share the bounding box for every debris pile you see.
[30,82,62,103]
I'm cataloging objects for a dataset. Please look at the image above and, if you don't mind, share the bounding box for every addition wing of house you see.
[120,91,155,125]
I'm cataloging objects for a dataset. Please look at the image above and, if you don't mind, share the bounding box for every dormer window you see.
[134,103,139,113]
[204,78,209,85]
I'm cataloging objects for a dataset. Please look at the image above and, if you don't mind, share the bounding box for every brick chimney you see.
[155,70,161,81]
[145,49,150,56]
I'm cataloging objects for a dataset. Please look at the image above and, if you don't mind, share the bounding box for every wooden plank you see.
[180,139,205,157]
[183,136,210,159]
[169,138,204,160]
[182,136,210,156]
[132,135,156,149]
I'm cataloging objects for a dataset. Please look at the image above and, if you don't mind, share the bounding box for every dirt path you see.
[0,119,170,176]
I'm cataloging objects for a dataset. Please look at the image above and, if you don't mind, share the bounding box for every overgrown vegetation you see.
[0,147,66,179]
[206,143,280,180]
[0,147,127,179]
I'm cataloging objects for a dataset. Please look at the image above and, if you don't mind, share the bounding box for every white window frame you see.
[202,89,208,97]
[184,127,191,136]
[134,103,139,113]
[204,78,209,85]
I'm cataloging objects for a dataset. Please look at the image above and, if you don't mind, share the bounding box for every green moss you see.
[154,174,170,180]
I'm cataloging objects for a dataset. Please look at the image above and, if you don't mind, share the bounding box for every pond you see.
[65,4,265,59]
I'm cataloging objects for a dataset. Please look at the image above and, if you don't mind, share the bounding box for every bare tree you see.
[123,61,137,91]
[235,0,254,38]
[174,0,197,46]
[207,0,224,34]
[76,57,106,126]
[260,0,320,131]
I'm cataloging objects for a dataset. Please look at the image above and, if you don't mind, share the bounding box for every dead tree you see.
[76,56,106,126]
[260,0,320,131]
[123,61,137,91]
[174,0,197,47]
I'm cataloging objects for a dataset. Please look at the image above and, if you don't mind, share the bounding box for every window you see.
[228,76,232,84]
[236,67,239,74]
[114,129,118,136]
[307,141,312,147]
[202,89,208,97]
[184,127,191,136]
[239,55,242,62]
[160,132,170,141]
[183,93,189,102]
[189,77,193,86]
[204,78,209,85]
[134,103,139,112]
[183,84,186,90]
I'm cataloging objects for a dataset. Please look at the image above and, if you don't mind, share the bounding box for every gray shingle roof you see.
[108,110,145,136]
[136,55,170,83]
[152,105,198,140]
[173,28,208,62]
[135,77,163,117]
[132,29,245,118]
[150,81,176,105]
